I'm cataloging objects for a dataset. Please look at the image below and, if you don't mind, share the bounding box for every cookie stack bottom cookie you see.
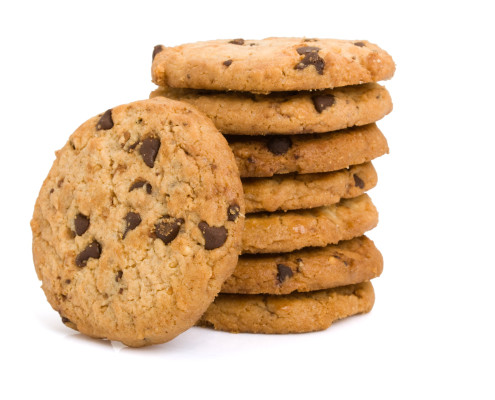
[150,37,395,334]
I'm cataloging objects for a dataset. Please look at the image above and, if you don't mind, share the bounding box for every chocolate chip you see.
[353,174,365,189]
[227,204,240,221]
[129,180,152,194]
[155,217,184,244]
[229,39,245,45]
[267,137,292,155]
[61,316,71,324]
[295,47,325,74]
[57,178,64,188]
[354,41,366,47]
[152,45,164,60]
[65,279,71,284]
[312,94,336,113]
[277,264,293,283]
[96,109,114,130]
[74,213,90,236]
[123,212,141,239]
[297,46,320,54]
[75,241,101,267]
[223,59,233,67]
[139,137,160,168]
[115,270,123,282]
[198,221,227,250]
[119,288,124,294]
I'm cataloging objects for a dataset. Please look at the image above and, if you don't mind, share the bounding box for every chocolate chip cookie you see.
[228,123,388,177]
[150,83,392,134]
[243,162,377,213]
[152,38,395,92]
[222,236,382,294]
[242,194,378,254]
[31,98,244,347]
[198,281,375,333]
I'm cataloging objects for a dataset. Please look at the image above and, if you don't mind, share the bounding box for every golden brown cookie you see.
[198,281,375,333]
[31,98,245,347]
[242,194,378,254]
[222,236,382,294]
[152,38,395,92]
[228,123,388,178]
[150,83,392,135]
[243,162,377,213]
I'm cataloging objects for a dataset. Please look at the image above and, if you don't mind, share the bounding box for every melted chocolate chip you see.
[96,109,114,130]
[139,137,160,168]
[152,45,164,60]
[123,212,141,238]
[227,204,240,221]
[295,47,325,74]
[223,59,233,67]
[312,94,336,113]
[354,41,366,47]
[267,137,292,155]
[75,241,101,267]
[74,213,90,236]
[155,217,184,244]
[115,270,123,282]
[277,264,293,283]
[229,39,245,45]
[129,180,152,194]
[198,221,227,250]
[353,174,365,189]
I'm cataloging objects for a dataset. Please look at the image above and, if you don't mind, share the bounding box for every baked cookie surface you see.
[242,194,378,254]
[152,38,395,92]
[228,123,388,177]
[31,98,244,347]
[150,83,392,134]
[222,236,382,294]
[243,162,377,213]
[198,281,375,333]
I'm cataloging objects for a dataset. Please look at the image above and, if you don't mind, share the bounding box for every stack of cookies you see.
[151,37,395,334]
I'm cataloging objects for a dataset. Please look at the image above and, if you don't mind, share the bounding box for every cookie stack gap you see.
[151,37,395,334]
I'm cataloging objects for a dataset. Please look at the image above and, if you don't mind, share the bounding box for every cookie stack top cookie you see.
[152,37,395,92]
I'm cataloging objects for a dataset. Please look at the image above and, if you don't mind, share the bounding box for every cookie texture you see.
[150,83,392,135]
[198,281,375,333]
[222,236,382,294]
[31,98,245,347]
[242,194,378,254]
[243,162,377,213]
[152,38,395,92]
[228,123,388,177]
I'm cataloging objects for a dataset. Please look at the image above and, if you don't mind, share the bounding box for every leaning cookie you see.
[243,162,377,213]
[198,281,375,334]
[242,194,378,254]
[222,236,383,295]
[150,83,392,135]
[228,123,388,178]
[152,38,395,92]
[31,98,244,347]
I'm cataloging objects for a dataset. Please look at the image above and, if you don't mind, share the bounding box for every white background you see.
[1,0,494,399]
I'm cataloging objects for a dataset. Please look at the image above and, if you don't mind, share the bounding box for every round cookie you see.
[31,97,245,347]
[198,281,375,334]
[222,236,383,295]
[243,162,377,213]
[150,83,392,135]
[228,123,388,178]
[242,194,378,254]
[151,38,395,92]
